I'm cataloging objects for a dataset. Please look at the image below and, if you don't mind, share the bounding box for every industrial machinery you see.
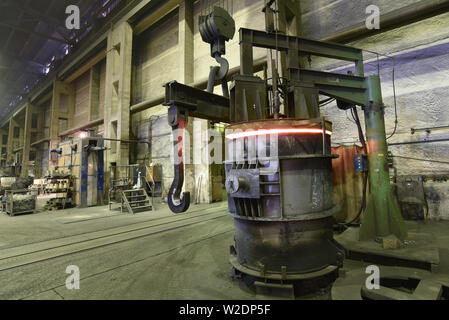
[55,132,105,208]
[43,174,74,210]
[3,189,37,216]
[163,1,407,296]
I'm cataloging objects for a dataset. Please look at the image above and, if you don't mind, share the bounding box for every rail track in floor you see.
[1,203,227,251]
[17,227,235,300]
[0,206,229,272]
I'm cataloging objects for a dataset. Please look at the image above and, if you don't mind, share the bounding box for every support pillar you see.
[89,64,101,121]
[32,104,46,178]
[6,118,17,165]
[49,81,75,172]
[0,128,7,167]
[6,116,24,176]
[21,103,35,178]
[193,119,213,203]
[104,22,133,186]
[359,76,407,241]
[178,0,198,200]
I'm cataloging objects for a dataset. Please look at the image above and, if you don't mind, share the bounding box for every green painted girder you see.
[239,28,364,62]
[295,72,407,241]
[360,76,408,240]
[298,69,368,106]
[236,26,408,241]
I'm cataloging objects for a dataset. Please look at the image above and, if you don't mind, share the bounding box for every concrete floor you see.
[0,201,448,300]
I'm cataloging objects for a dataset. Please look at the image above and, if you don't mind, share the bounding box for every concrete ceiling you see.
[0,0,123,124]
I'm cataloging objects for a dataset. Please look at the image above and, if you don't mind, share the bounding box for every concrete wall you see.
[132,10,181,195]
[0,130,8,167]
[131,0,266,199]
[74,71,91,128]
[301,0,423,39]
[3,0,447,215]
[133,12,180,104]
[130,0,449,215]
[301,0,449,219]
[98,60,107,121]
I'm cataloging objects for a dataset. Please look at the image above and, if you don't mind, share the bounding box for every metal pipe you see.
[30,138,50,147]
[58,118,104,137]
[391,155,449,165]
[411,125,449,134]
[388,138,449,146]
[130,58,267,114]
[101,137,150,145]
[323,0,449,44]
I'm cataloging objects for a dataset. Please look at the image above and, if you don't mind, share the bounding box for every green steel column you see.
[359,75,407,241]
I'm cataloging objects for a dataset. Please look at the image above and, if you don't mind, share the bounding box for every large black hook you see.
[206,54,230,98]
[167,120,190,214]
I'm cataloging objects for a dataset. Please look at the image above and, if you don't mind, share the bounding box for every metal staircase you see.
[121,189,152,214]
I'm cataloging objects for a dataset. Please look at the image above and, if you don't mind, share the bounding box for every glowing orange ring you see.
[226,128,332,139]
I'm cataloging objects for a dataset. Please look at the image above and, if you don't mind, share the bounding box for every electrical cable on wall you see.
[386,57,398,139]
[363,49,399,140]
[392,155,449,165]
[333,50,399,226]
[339,106,368,227]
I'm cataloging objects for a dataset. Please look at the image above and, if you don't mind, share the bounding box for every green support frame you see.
[238,27,407,241]
[164,27,407,241]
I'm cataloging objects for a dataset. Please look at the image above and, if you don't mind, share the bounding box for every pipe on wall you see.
[101,137,151,145]
[130,58,267,114]
[388,138,449,146]
[58,118,104,137]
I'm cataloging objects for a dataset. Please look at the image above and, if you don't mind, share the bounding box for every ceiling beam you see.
[3,0,64,29]
[64,49,106,83]
[0,50,45,68]
[0,78,27,86]
[2,0,71,39]
[0,65,43,76]
[70,0,119,44]
[3,0,31,50]
[0,22,70,44]
[1,0,157,126]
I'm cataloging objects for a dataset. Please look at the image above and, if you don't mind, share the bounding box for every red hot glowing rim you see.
[225,128,333,139]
